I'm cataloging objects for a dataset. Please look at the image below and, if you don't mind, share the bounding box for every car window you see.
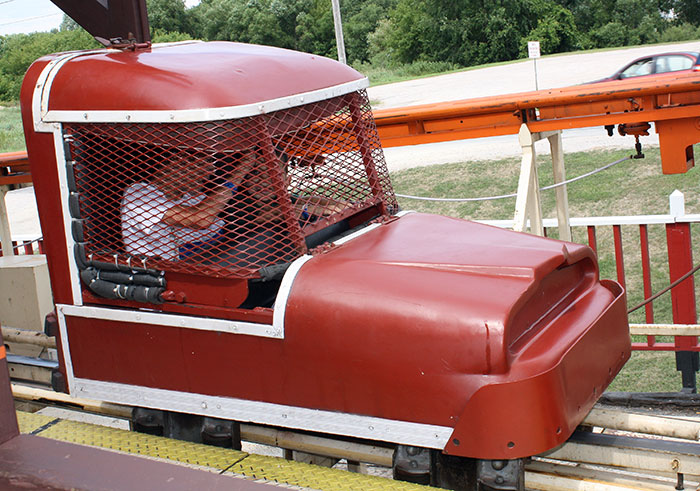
[619,59,653,78]
[656,55,694,74]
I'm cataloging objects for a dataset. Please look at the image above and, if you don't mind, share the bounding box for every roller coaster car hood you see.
[34,41,366,113]
[287,214,629,458]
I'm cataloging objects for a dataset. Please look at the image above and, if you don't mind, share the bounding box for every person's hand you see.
[227,153,256,185]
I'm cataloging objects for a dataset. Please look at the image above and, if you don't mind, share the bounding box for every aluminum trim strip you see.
[72,377,453,449]
[53,129,83,305]
[41,79,369,124]
[394,210,416,217]
[56,307,76,387]
[32,50,109,132]
[273,255,313,334]
[57,304,282,339]
[332,223,381,246]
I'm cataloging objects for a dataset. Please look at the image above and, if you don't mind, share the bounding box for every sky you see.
[0,0,200,36]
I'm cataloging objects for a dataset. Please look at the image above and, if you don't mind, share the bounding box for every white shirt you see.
[121,182,222,261]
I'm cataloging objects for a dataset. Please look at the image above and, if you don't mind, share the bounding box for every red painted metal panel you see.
[20,60,74,307]
[587,226,597,253]
[45,43,365,113]
[665,222,698,346]
[65,215,630,459]
[49,0,150,44]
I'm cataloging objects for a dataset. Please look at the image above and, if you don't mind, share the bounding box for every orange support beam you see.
[5,73,700,176]
[0,151,32,186]
[373,72,700,174]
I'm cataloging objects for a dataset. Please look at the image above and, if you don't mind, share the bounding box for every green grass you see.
[392,146,700,393]
[0,105,25,153]
[354,58,521,87]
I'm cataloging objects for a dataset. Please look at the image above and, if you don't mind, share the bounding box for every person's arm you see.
[163,159,253,229]
[296,196,346,217]
[162,187,231,229]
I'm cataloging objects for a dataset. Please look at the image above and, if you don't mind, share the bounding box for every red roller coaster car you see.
[20,40,630,489]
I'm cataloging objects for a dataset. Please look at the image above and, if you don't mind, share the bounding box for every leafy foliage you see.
[1,0,700,103]
[0,28,99,103]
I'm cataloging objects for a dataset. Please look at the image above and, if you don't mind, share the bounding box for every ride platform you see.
[7,410,433,491]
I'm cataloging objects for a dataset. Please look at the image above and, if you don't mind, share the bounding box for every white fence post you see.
[669,190,685,219]
[0,186,14,256]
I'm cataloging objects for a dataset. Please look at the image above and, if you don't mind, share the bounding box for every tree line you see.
[1,0,700,102]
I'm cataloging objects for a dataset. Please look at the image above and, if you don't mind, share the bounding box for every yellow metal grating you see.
[32,418,244,469]
[17,411,438,491]
[231,454,436,491]
[16,410,58,434]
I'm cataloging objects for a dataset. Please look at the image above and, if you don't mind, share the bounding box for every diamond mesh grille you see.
[64,90,396,280]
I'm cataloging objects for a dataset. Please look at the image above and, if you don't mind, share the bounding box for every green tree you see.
[673,0,700,26]
[384,0,550,66]
[147,0,194,36]
[524,2,581,55]
[59,15,81,31]
[0,30,99,102]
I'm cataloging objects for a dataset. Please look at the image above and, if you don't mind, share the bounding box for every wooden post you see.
[513,124,544,235]
[0,329,19,444]
[0,186,14,256]
[548,131,571,241]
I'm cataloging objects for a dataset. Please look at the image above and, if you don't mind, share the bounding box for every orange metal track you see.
[372,72,700,174]
[4,73,700,176]
[0,151,31,186]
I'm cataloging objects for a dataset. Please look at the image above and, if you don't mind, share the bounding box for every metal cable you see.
[395,155,632,202]
[10,237,43,251]
[627,262,700,314]
[0,12,61,27]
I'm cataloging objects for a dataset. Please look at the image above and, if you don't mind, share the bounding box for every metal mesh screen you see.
[64,90,396,280]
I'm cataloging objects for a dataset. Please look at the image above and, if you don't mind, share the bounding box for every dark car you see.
[589,51,700,83]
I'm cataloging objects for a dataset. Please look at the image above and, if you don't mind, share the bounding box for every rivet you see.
[201,402,207,409]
